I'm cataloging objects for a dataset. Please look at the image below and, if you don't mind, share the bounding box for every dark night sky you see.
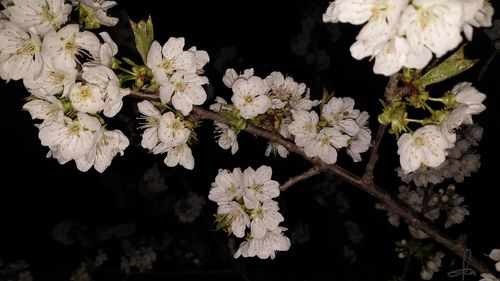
[1,1,499,280]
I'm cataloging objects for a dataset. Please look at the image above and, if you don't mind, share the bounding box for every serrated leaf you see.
[129,16,154,65]
[418,46,478,88]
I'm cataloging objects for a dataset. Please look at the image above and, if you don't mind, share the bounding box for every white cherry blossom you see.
[265,71,318,111]
[164,143,194,170]
[450,82,486,115]
[222,68,254,88]
[288,110,318,147]
[0,20,43,81]
[397,125,448,174]
[162,71,208,115]
[79,0,118,27]
[7,0,71,35]
[234,226,290,259]
[208,168,244,204]
[242,165,280,208]
[249,200,284,239]
[146,38,195,84]
[23,61,77,96]
[68,82,105,114]
[157,111,190,148]
[321,96,360,136]
[75,127,129,173]
[42,24,101,72]
[137,101,162,149]
[22,93,63,121]
[304,127,350,164]
[347,111,371,162]
[217,201,250,238]
[231,75,271,119]
[214,122,239,154]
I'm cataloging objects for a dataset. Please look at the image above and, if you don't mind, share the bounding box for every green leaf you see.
[417,46,478,88]
[129,16,154,65]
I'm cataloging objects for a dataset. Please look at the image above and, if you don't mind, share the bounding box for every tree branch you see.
[127,91,497,276]
[279,166,325,191]
[362,123,386,185]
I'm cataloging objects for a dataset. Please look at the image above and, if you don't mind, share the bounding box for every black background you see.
[1,1,499,280]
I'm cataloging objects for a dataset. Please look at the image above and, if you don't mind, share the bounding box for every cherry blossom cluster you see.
[395,240,445,280]
[211,69,372,164]
[323,0,494,75]
[395,82,486,174]
[208,166,291,259]
[137,100,196,170]
[0,0,129,173]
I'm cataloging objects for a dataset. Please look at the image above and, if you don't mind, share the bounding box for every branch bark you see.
[279,166,325,191]
[128,91,497,276]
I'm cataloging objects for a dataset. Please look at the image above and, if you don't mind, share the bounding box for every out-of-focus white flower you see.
[174,192,206,223]
[0,20,43,81]
[75,127,129,173]
[444,205,469,228]
[231,75,271,119]
[397,125,448,174]
[488,249,500,272]
[480,273,500,281]
[120,247,156,273]
[42,24,101,72]
[420,252,445,280]
[7,0,71,35]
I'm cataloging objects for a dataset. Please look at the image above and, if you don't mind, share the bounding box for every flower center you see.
[243,95,254,105]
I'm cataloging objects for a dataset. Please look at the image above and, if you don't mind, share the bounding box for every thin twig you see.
[127,92,497,277]
[279,166,325,191]
[362,123,386,185]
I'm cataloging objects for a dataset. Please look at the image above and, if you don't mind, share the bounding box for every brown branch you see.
[361,123,386,185]
[279,166,325,191]
[127,91,497,276]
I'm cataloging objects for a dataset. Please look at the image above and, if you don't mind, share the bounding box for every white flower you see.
[462,0,494,41]
[265,71,318,111]
[323,0,391,25]
[22,93,63,121]
[161,71,208,115]
[217,201,250,238]
[234,226,290,259]
[188,46,209,74]
[488,249,500,272]
[164,143,194,170]
[0,20,43,81]
[80,0,118,27]
[480,273,500,281]
[399,0,463,59]
[209,168,244,203]
[23,61,77,96]
[7,0,71,35]
[265,124,290,158]
[82,65,129,117]
[214,122,239,154]
[75,127,129,173]
[42,24,101,72]
[146,38,195,84]
[68,82,105,114]
[451,82,486,115]
[347,111,371,162]
[304,127,350,164]
[157,111,190,148]
[420,252,444,280]
[222,68,254,88]
[444,205,469,228]
[231,75,271,119]
[242,165,280,208]
[439,106,470,148]
[38,112,101,160]
[397,125,448,174]
[288,110,319,147]
[137,100,162,150]
[95,31,118,67]
[249,200,284,239]
[321,96,360,136]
